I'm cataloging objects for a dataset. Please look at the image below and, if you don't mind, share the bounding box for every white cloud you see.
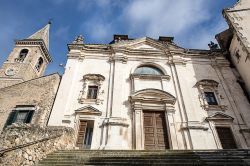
[55,25,70,40]
[82,20,112,42]
[124,0,211,37]
[186,19,229,49]
[79,0,224,49]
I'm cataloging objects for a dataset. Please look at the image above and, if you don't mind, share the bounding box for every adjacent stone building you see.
[216,0,250,100]
[0,73,60,131]
[0,23,61,131]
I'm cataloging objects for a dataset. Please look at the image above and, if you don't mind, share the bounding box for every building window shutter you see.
[25,110,34,123]
[4,111,17,127]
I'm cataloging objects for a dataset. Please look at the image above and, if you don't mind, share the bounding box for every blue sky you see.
[0,0,237,75]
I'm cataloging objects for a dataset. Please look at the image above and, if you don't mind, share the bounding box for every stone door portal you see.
[216,127,237,149]
[143,111,169,150]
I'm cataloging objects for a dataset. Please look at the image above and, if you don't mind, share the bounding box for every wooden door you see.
[143,111,169,150]
[76,121,87,147]
[216,127,237,149]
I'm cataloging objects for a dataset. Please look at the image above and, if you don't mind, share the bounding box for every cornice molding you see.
[130,74,170,80]
[100,117,129,127]
[15,39,52,62]
[181,122,208,130]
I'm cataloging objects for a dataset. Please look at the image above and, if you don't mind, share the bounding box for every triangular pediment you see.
[206,112,234,121]
[112,37,184,52]
[132,44,159,50]
[130,88,176,104]
[75,105,102,116]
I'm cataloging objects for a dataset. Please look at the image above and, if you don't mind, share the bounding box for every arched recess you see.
[130,63,171,93]
[129,88,178,150]
[131,62,168,75]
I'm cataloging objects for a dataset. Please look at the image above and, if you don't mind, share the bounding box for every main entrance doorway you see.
[143,111,169,150]
[216,127,237,149]
[76,120,94,149]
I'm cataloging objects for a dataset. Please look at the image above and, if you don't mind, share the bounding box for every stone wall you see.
[0,73,61,131]
[0,123,75,166]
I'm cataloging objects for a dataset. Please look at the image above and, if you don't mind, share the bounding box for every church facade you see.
[48,32,250,150]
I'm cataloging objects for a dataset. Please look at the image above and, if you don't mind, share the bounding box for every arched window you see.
[134,65,164,75]
[17,49,29,62]
[35,57,43,72]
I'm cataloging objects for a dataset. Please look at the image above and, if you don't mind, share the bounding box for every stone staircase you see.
[38,149,250,166]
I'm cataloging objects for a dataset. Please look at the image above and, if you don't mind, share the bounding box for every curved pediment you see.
[195,79,219,87]
[83,74,105,81]
[75,105,102,116]
[130,89,176,104]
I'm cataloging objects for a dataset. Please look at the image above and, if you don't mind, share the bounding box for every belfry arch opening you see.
[17,49,29,62]
[35,57,44,72]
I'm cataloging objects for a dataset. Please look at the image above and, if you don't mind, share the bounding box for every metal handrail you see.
[0,134,62,157]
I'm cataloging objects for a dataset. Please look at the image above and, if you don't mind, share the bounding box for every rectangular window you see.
[4,107,34,127]
[205,92,218,105]
[87,86,98,99]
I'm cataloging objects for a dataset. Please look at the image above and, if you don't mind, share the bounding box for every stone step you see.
[52,151,250,156]
[55,150,250,154]
[38,161,205,165]
[48,154,199,158]
[37,164,203,166]
[48,153,248,156]
[44,155,248,160]
[46,154,249,159]
[38,150,250,166]
[40,158,202,162]
[45,156,201,160]
[38,161,246,166]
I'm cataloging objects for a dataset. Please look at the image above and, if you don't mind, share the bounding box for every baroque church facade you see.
[0,0,250,154]
[48,33,250,150]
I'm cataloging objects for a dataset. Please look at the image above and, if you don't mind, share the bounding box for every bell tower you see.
[0,22,52,89]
